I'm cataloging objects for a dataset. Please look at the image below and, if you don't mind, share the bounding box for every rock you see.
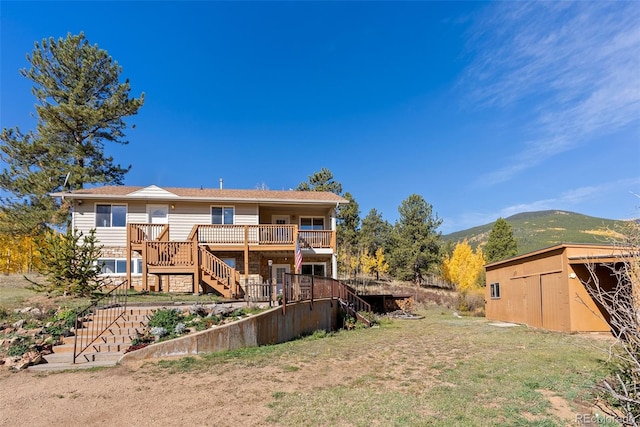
[212,306,235,316]
[2,356,21,369]
[19,307,33,314]
[14,360,31,370]
[23,351,43,365]
[12,319,25,329]
[29,308,42,317]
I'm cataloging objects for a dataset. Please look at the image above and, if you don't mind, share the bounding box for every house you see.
[52,185,349,297]
[484,243,628,333]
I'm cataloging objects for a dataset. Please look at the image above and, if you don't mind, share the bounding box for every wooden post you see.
[192,238,200,295]
[142,242,148,291]
[126,224,132,291]
[244,225,249,286]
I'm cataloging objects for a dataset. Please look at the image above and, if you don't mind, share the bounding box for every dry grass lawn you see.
[0,275,612,426]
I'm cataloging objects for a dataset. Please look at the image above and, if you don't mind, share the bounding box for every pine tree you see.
[28,227,104,297]
[296,167,343,194]
[336,192,361,278]
[388,194,442,282]
[360,208,392,256]
[484,217,518,263]
[0,32,144,236]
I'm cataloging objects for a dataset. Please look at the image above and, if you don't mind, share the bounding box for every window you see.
[300,217,324,230]
[490,282,501,299]
[212,206,234,224]
[98,258,142,275]
[301,263,326,277]
[96,204,126,227]
[221,258,236,269]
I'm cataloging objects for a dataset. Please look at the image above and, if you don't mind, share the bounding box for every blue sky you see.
[1,1,639,234]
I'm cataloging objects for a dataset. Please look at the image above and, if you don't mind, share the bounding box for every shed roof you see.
[484,243,625,269]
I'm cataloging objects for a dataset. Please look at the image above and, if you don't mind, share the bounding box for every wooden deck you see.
[126,223,337,297]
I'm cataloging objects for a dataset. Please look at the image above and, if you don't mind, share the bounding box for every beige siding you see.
[74,201,144,247]
[234,204,259,225]
[168,202,210,241]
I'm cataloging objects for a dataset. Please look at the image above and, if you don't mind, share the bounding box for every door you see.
[273,264,290,295]
[147,205,169,224]
[525,275,542,328]
[272,215,290,243]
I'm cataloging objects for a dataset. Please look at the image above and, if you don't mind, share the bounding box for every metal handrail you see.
[73,280,129,364]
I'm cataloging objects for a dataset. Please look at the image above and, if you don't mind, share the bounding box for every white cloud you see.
[462,2,640,186]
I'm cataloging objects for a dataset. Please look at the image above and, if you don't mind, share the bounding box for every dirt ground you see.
[0,358,317,426]
[0,332,582,427]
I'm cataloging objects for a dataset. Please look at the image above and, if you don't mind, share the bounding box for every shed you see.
[484,243,627,333]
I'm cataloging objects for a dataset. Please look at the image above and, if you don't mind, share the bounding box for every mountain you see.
[443,210,627,255]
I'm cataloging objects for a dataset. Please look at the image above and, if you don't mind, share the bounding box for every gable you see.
[126,185,179,199]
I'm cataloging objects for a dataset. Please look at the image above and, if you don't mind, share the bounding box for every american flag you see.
[295,239,303,273]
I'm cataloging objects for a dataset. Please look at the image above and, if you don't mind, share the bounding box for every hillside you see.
[443,210,627,255]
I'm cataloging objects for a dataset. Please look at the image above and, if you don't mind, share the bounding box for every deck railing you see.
[298,230,333,248]
[200,249,239,291]
[145,241,194,267]
[128,223,169,243]
[73,280,128,364]
[282,274,372,326]
[192,224,334,249]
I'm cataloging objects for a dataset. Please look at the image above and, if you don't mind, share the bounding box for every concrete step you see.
[62,334,135,346]
[76,322,147,335]
[28,351,122,371]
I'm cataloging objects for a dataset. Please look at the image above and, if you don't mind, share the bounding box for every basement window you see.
[490,282,501,299]
[98,258,142,275]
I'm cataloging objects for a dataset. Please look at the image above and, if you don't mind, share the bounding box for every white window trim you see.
[98,258,143,276]
[299,216,325,230]
[95,203,128,228]
[301,262,327,277]
[211,205,235,225]
[490,282,501,299]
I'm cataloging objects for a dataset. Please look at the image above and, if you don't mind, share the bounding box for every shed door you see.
[541,273,568,331]
[525,275,542,328]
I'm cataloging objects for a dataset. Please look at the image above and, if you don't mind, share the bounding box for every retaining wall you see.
[119,299,342,363]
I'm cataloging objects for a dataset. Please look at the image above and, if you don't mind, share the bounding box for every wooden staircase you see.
[199,247,242,298]
[29,307,154,370]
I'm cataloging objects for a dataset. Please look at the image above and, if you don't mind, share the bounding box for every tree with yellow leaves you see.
[362,248,390,280]
[0,233,40,274]
[442,240,485,294]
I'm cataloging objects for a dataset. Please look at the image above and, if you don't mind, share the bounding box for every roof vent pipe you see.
[219,178,223,189]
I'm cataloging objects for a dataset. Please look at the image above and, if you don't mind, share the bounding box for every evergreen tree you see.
[296,167,343,194]
[360,208,392,255]
[28,227,105,297]
[0,32,144,236]
[336,192,361,278]
[484,217,518,263]
[388,194,442,282]
[337,192,360,249]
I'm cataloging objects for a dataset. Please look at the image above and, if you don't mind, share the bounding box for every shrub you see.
[457,288,485,316]
[8,336,33,356]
